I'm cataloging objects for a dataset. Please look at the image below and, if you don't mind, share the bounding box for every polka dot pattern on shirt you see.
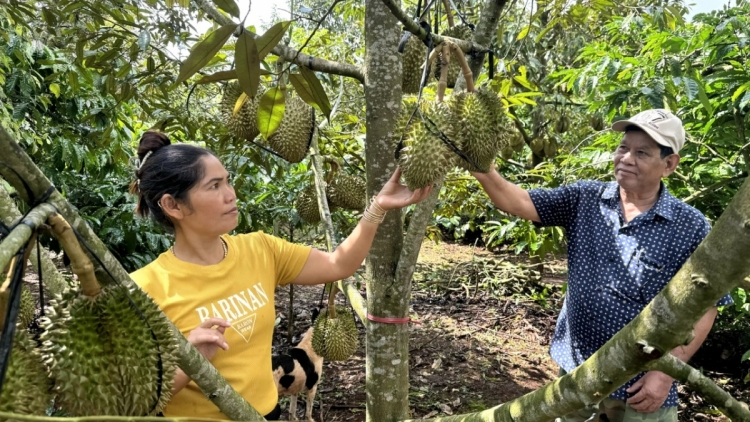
[528,181,733,408]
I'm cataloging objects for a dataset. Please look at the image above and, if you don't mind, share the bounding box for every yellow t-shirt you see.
[130,232,311,419]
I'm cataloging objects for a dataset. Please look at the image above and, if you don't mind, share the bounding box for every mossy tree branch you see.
[646,354,750,421]
[0,181,68,296]
[405,177,750,421]
[0,126,265,421]
[193,0,364,83]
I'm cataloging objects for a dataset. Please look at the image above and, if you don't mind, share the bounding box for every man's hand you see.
[626,371,673,413]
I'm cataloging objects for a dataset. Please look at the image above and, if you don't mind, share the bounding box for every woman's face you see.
[176,155,238,237]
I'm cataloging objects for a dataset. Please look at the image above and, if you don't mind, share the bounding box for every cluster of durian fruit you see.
[295,159,367,224]
[0,215,177,418]
[221,82,316,164]
[395,84,517,190]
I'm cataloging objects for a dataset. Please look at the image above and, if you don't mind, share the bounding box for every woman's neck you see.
[171,229,227,265]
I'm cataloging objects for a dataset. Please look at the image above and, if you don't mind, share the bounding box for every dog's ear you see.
[311,307,320,324]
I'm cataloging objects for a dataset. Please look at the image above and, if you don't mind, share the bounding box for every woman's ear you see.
[159,194,185,222]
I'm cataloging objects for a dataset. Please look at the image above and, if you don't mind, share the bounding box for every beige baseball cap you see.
[611,109,685,153]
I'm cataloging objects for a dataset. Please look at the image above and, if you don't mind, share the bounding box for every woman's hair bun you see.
[137,131,171,160]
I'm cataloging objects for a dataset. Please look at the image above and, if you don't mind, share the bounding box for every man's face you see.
[613,131,679,193]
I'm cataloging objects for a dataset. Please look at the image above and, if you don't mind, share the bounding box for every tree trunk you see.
[406,177,750,422]
[0,181,68,296]
[363,0,410,419]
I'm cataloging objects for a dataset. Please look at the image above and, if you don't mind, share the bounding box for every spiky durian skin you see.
[101,287,177,415]
[39,286,177,416]
[0,328,52,416]
[221,82,263,141]
[40,289,116,416]
[296,185,321,224]
[401,34,427,94]
[18,283,36,328]
[327,175,366,210]
[449,89,502,173]
[267,96,315,163]
[311,306,358,362]
[396,100,455,190]
[433,25,473,88]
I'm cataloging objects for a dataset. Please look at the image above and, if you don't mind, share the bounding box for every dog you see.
[272,326,323,421]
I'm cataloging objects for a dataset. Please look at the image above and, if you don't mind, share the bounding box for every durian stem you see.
[442,0,455,28]
[437,43,450,102]
[328,283,339,319]
[322,155,342,184]
[47,213,101,298]
[449,42,474,93]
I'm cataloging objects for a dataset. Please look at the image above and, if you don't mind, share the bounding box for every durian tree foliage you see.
[2,0,750,420]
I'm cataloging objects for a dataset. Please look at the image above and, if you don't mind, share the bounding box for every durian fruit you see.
[554,115,570,134]
[543,137,558,158]
[509,132,525,152]
[396,98,455,189]
[295,185,321,224]
[590,113,605,131]
[40,285,178,416]
[530,137,545,156]
[311,306,359,361]
[448,88,508,173]
[327,174,366,211]
[221,82,263,141]
[500,148,513,160]
[401,33,427,94]
[17,283,36,328]
[433,25,473,88]
[0,328,52,416]
[267,96,315,163]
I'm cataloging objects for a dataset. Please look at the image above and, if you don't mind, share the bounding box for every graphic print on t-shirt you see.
[194,282,269,342]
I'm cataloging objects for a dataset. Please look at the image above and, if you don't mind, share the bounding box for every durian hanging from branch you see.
[256,83,317,163]
[38,214,179,417]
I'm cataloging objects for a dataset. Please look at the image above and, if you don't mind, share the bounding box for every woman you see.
[129,131,431,419]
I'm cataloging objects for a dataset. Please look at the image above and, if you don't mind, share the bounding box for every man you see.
[471,109,732,422]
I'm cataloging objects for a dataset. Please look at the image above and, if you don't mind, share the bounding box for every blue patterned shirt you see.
[528,181,733,407]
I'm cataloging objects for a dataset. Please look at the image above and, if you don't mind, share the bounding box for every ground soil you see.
[15,243,750,421]
[271,242,750,421]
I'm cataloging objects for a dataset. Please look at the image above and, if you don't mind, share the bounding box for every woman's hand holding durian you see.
[371,167,433,213]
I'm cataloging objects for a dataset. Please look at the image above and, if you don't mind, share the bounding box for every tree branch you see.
[684,174,747,204]
[379,0,479,54]
[406,177,750,421]
[647,354,750,421]
[193,0,364,83]
[0,182,68,296]
[454,0,509,90]
[395,180,443,285]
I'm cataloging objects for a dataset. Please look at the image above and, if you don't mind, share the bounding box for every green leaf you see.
[49,83,60,98]
[731,81,750,102]
[257,86,286,139]
[516,25,530,41]
[138,30,151,51]
[236,31,260,98]
[256,21,291,59]
[213,0,240,18]
[177,23,237,84]
[696,82,714,116]
[742,349,750,362]
[289,67,331,120]
[740,91,750,110]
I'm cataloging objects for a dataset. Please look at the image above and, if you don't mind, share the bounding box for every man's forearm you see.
[472,169,540,222]
[670,307,718,363]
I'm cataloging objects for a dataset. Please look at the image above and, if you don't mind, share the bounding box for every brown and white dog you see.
[272,326,323,421]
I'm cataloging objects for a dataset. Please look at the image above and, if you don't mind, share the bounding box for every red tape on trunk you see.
[367,313,422,325]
